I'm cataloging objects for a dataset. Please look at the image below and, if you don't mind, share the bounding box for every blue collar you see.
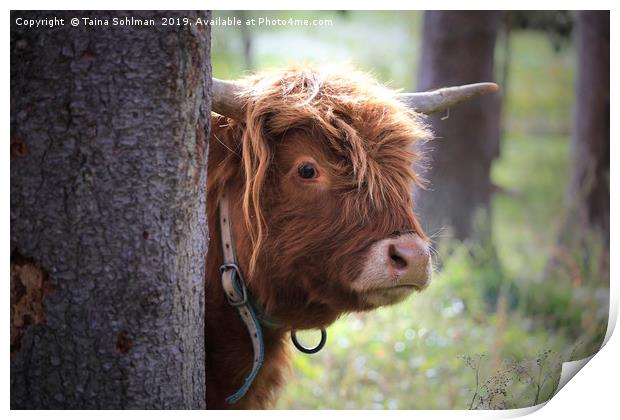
[218,190,326,405]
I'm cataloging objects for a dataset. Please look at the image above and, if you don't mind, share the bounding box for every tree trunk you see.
[416,11,501,241]
[235,11,254,70]
[548,11,610,282]
[11,11,211,409]
[565,11,610,244]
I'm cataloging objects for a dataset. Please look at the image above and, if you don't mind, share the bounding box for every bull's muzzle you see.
[352,233,432,306]
[384,234,431,291]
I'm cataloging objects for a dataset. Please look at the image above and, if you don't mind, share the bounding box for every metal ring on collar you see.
[220,263,248,306]
[291,328,327,354]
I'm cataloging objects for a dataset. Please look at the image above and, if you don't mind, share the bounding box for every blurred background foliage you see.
[211,10,608,409]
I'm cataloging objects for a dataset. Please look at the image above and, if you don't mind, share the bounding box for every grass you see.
[492,135,569,280]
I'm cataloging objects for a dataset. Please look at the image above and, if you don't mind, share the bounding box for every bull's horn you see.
[212,77,498,120]
[398,82,499,114]
[212,78,245,121]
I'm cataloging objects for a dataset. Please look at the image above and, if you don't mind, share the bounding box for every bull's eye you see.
[298,163,318,179]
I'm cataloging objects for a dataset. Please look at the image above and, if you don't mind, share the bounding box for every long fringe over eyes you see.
[235,65,432,276]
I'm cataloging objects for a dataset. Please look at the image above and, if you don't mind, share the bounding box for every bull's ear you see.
[207,114,246,197]
[398,83,499,114]
[209,114,244,157]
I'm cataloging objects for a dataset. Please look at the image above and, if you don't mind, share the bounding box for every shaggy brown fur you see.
[205,66,431,409]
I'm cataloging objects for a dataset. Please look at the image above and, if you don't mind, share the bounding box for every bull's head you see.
[208,67,497,329]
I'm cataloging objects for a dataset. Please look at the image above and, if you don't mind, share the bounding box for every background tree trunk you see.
[416,11,501,241]
[565,11,610,245]
[547,10,610,283]
[235,11,255,70]
[11,11,211,409]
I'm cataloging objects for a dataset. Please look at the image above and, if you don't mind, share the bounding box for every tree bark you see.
[416,11,501,241]
[548,11,610,282]
[11,11,211,409]
[565,11,609,244]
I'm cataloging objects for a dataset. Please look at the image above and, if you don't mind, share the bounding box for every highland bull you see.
[205,66,497,409]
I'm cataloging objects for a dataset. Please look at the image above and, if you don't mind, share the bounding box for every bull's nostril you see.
[388,244,408,270]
